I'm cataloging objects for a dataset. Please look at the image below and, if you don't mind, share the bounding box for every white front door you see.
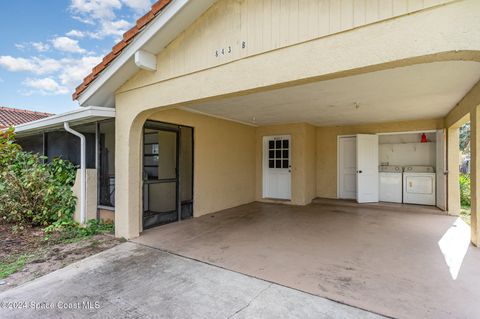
[263,135,291,200]
[436,129,447,210]
[338,136,357,199]
[356,134,379,203]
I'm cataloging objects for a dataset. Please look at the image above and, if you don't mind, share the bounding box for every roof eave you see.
[14,106,116,137]
[77,0,215,108]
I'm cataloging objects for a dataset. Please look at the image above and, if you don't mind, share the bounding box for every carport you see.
[61,1,480,318]
[126,60,480,319]
[52,1,480,317]
[133,200,480,319]
[132,60,478,229]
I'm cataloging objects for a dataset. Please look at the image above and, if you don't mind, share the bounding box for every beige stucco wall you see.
[305,124,317,204]
[121,0,456,93]
[443,81,479,220]
[445,80,480,128]
[255,123,316,205]
[447,79,480,246]
[148,109,256,218]
[316,118,444,199]
[447,126,461,216]
[471,106,480,246]
[117,0,480,112]
[72,168,97,223]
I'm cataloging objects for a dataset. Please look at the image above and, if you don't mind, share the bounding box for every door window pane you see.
[147,182,176,213]
[160,131,177,179]
[267,137,290,169]
[144,155,159,166]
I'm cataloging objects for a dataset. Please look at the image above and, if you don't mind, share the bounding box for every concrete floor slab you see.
[0,242,383,319]
[133,201,480,319]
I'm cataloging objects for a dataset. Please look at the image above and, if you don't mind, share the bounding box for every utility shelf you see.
[379,142,435,145]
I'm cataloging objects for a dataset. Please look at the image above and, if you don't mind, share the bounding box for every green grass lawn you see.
[0,220,117,286]
[0,254,33,279]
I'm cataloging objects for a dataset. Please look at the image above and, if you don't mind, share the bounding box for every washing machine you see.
[403,166,436,205]
[379,166,403,203]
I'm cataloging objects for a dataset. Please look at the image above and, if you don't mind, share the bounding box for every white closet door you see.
[356,134,379,203]
[436,129,447,210]
[338,136,357,199]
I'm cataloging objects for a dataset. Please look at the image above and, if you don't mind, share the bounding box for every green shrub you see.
[460,174,471,207]
[44,219,114,241]
[0,128,77,226]
[0,127,21,168]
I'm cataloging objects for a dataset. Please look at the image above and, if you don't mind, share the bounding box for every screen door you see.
[142,121,193,229]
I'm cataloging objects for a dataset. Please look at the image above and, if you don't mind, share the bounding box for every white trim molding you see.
[14,106,116,136]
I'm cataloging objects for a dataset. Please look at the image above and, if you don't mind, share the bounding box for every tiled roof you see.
[0,107,53,129]
[72,0,172,101]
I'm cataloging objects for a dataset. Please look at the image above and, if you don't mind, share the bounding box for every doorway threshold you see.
[260,198,293,205]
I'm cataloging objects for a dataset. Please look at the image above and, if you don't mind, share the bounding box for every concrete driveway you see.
[0,242,384,319]
[134,200,480,319]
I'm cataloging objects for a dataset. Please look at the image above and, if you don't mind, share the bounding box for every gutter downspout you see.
[64,122,86,225]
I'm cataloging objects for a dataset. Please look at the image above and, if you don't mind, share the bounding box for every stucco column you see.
[470,106,480,246]
[114,112,145,239]
[447,126,461,216]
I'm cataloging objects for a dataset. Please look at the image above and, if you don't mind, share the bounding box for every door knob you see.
[357,170,362,173]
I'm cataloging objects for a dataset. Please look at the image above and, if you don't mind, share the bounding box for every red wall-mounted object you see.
[421,133,427,143]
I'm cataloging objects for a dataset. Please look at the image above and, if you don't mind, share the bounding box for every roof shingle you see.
[0,107,53,129]
[72,0,172,101]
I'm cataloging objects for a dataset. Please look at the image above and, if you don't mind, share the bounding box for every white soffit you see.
[186,61,480,127]
[14,106,116,136]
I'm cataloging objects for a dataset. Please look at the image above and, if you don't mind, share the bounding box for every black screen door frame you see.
[142,121,181,229]
[142,120,194,230]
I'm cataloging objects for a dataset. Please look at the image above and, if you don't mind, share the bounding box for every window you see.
[267,137,290,169]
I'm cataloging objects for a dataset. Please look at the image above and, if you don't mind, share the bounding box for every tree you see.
[459,122,470,153]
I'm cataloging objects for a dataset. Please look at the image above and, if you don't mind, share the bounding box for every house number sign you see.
[215,41,246,57]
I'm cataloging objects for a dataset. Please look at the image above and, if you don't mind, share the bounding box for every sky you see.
[0,0,154,114]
